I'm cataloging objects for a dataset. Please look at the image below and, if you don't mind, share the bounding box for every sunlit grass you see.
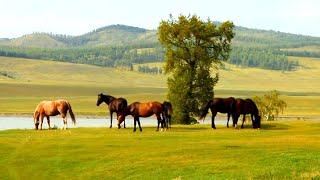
[0,121,319,179]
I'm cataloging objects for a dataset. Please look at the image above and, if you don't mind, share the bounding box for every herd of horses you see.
[33,94,260,131]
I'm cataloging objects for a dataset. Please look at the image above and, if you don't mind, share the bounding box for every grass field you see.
[0,56,320,117]
[0,121,319,179]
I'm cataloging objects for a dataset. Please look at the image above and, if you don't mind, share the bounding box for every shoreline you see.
[0,114,319,121]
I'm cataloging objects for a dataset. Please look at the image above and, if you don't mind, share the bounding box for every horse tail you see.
[67,101,76,125]
[199,99,213,120]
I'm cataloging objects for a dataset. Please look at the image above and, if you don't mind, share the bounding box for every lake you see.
[0,116,227,130]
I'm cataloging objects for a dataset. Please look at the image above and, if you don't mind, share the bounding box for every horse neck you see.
[103,95,115,105]
[123,105,132,115]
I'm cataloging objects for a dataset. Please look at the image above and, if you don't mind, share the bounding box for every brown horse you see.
[162,101,173,130]
[232,98,261,129]
[117,101,164,132]
[199,97,236,129]
[96,93,128,128]
[33,99,76,130]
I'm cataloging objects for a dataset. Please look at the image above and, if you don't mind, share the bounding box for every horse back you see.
[235,98,258,115]
[132,101,162,117]
[37,101,60,116]
[213,97,235,113]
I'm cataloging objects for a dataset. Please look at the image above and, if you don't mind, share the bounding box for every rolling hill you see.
[0,56,319,116]
[1,24,319,73]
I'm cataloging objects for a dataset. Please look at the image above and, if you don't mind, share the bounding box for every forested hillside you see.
[1,24,319,71]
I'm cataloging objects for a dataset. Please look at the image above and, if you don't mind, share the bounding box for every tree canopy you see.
[158,15,235,124]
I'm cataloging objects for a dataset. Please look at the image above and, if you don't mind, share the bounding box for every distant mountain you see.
[1,24,320,50]
[0,24,319,71]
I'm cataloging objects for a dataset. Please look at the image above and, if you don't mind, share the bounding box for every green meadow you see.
[0,121,319,179]
[1,56,320,179]
[1,56,320,117]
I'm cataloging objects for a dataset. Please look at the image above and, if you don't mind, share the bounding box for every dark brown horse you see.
[162,101,173,130]
[117,101,164,132]
[199,97,236,129]
[232,98,261,129]
[96,93,128,128]
[33,99,76,130]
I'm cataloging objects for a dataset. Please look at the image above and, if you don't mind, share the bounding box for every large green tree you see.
[158,15,235,124]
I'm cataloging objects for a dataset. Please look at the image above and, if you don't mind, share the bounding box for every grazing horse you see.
[117,101,164,132]
[199,97,236,129]
[162,101,173,130]
[33,99,76,130]
[232,98,261,129]
[96,93,128,128]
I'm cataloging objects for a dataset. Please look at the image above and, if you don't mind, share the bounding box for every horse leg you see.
[137,118,142,132]
[109,111,113,128]
[211,111,217,129]
[161,113,167,130]
[241,115,246,129]
[133,117,137,132]
[227,113,230,128]
[251,114,255,128]
[232,114,239,129]
[47,116,51,129]
[156,115,162,131]
[61,114,67,130]
[40,115,44,130]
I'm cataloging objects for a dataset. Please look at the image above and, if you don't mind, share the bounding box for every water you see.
[0,116,226,130]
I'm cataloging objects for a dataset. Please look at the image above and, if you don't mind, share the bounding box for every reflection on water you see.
[0,116,227,130]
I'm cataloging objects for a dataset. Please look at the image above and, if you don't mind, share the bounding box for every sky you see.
[1,0,320,38]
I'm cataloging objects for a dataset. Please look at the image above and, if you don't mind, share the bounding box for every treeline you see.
[0,45,300,71]
[230,47,299,71]
[0,44,165,67]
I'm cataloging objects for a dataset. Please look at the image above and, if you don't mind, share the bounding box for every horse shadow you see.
[259,123,291,130]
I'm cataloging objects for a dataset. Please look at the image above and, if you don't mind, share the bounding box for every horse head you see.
[117,114,126,129]
[96,93,104,106]
[33,112,40,130]
[254,115,261,129]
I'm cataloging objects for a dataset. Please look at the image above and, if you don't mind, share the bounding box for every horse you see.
[117,101,165,132]
[162,101,173,130]
[33,99,76,130]
[96,93,128,128]
[199,97,236,129]
[232,98,261,129]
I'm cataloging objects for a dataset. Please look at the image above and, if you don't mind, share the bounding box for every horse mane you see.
[100,93,115,104]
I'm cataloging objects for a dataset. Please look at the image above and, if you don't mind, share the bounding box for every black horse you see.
[232,98,261,129]
[162,101,173,130]
[199,97,236,129]
[96,93,128,128]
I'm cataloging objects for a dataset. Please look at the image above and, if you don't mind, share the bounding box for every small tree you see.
[252,90,287,121]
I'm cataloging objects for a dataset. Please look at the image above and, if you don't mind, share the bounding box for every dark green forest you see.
[1,24,320,71]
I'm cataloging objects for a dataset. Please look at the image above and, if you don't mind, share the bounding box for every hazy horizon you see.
[1,0,320,38]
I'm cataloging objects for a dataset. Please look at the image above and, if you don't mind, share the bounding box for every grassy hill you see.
[1,34,66,48]
[1,56,319,117]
